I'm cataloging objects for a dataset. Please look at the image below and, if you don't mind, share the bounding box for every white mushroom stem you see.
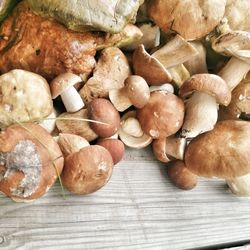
[227,173,250,197]
[60,86,85,112]
[218,57,250,91]
[109,88,132,112]
[149,83,174,93]
[165,137,186,161]
[121,117,143,137]
[39,109,57,133]
[181,92,218,138]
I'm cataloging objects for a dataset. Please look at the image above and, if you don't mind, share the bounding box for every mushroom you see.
[61,145,113,195]
[184,120,250,178]
[38,108,58,134]
[212,30,250,90]
[56,109,98,142]
[152,136,186,163]
[50,73,84,113]
[137,91,184,139]
[79,47,131,103]
[0,69,53,127]
[87,98,120,138]
[179,74,231,139]
[118,111,152,149]
[109,75,150,112]
[0,123,64,202]
[167,160,198,190]
[227,173,250,197]
[147,0,227,40]
[149,83,174,94]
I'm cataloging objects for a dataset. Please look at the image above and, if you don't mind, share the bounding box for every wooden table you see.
[0,147,250,250]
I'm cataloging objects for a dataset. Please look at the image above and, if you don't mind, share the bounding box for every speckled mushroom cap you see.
[50,72,82,99]
[179,74,231,106]
[147,0,227,40]
[184,120,250,178]
[137,91,184,139]
[0,123,64,202]
[0,69,53,127]
[61,145,113,195]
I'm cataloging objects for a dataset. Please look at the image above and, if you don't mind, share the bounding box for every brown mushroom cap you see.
[61,145,113,195]
[0,123,64,201]
[137,91,184,139]
[147,0,227,40]
[132,44,172,85]
[179,74,231,106]
[50,73,82,99]
[88,98,120,138]
[184,120,250,178]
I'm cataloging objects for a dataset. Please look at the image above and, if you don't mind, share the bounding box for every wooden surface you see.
[0,147,250,250]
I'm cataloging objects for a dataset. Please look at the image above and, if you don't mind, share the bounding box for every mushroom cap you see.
[0,69,53,127]
[0,123,64,201]
[147,0,227,40]
[132,44,172,85]
[179,74,231,106]
[125,75,150,108]
[88,98,120,138]
[137,91,184,139]
[184,120,250,178]
[61,145,113,195]
[50,73,82,99]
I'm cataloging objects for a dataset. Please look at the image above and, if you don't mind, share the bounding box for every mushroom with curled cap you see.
[184,120,250,179]
[212,30,250,90]
[0,123,64,202]
[50,73,85,113]
[179,74,231,139]
[0,69,53,128]
[147,0,227,40]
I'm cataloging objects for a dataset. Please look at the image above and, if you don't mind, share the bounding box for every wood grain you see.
[0,147,249,250]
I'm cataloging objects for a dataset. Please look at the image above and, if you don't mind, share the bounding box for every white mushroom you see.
[227,174,250,197]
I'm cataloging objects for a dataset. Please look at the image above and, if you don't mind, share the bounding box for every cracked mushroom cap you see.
[0,123,64,202]
[147,0,227,40]
[61,145,113,195]
[137,91,185,139]
[179,74,231,106]
[184,120,250,178]
[0,69,53,127]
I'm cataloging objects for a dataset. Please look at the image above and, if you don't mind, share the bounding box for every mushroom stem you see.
[181,92,218,138]
[218,57,250,91]
[149,83,174,93]
[227,174,250,197]
[121,117,144,138]
[60,87,85,113]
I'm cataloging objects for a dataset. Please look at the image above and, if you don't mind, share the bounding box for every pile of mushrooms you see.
[0,0,250,202]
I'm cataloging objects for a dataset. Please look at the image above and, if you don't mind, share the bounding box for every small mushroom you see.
[184,120,250,178]
[167,160,198,190]
[227,173,250,197]
[0,123,64,202]
[137,91,184,139]
[88,98,120,138]
[118,111,152,149]
[61,145,113,195]
[0,69,53,127]
[80,47,131,103]
[212,30,250,90]
[50,73,85,112]
[109,75,150,112]
[179,74,231,138]
[152,136,186,163]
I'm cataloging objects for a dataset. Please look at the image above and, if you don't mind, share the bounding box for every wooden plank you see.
[0,147,250,250]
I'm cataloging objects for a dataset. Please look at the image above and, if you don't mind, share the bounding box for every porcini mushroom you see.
[179,74,231,138]
[109,75,150,112]
[0,123,64,202]
[137,91,184,139]
[50,73,84,113]
[184,120,250,178]
[227,174,250,197]
[118,111,152,149]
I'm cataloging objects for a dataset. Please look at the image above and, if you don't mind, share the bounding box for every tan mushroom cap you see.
[184,120,250,178]
[132,44,172,85]
[147,0,227,40]
[61,145,113,195]
[137,91,184,139]
[50,73,82,99]
[179,74,231,106]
